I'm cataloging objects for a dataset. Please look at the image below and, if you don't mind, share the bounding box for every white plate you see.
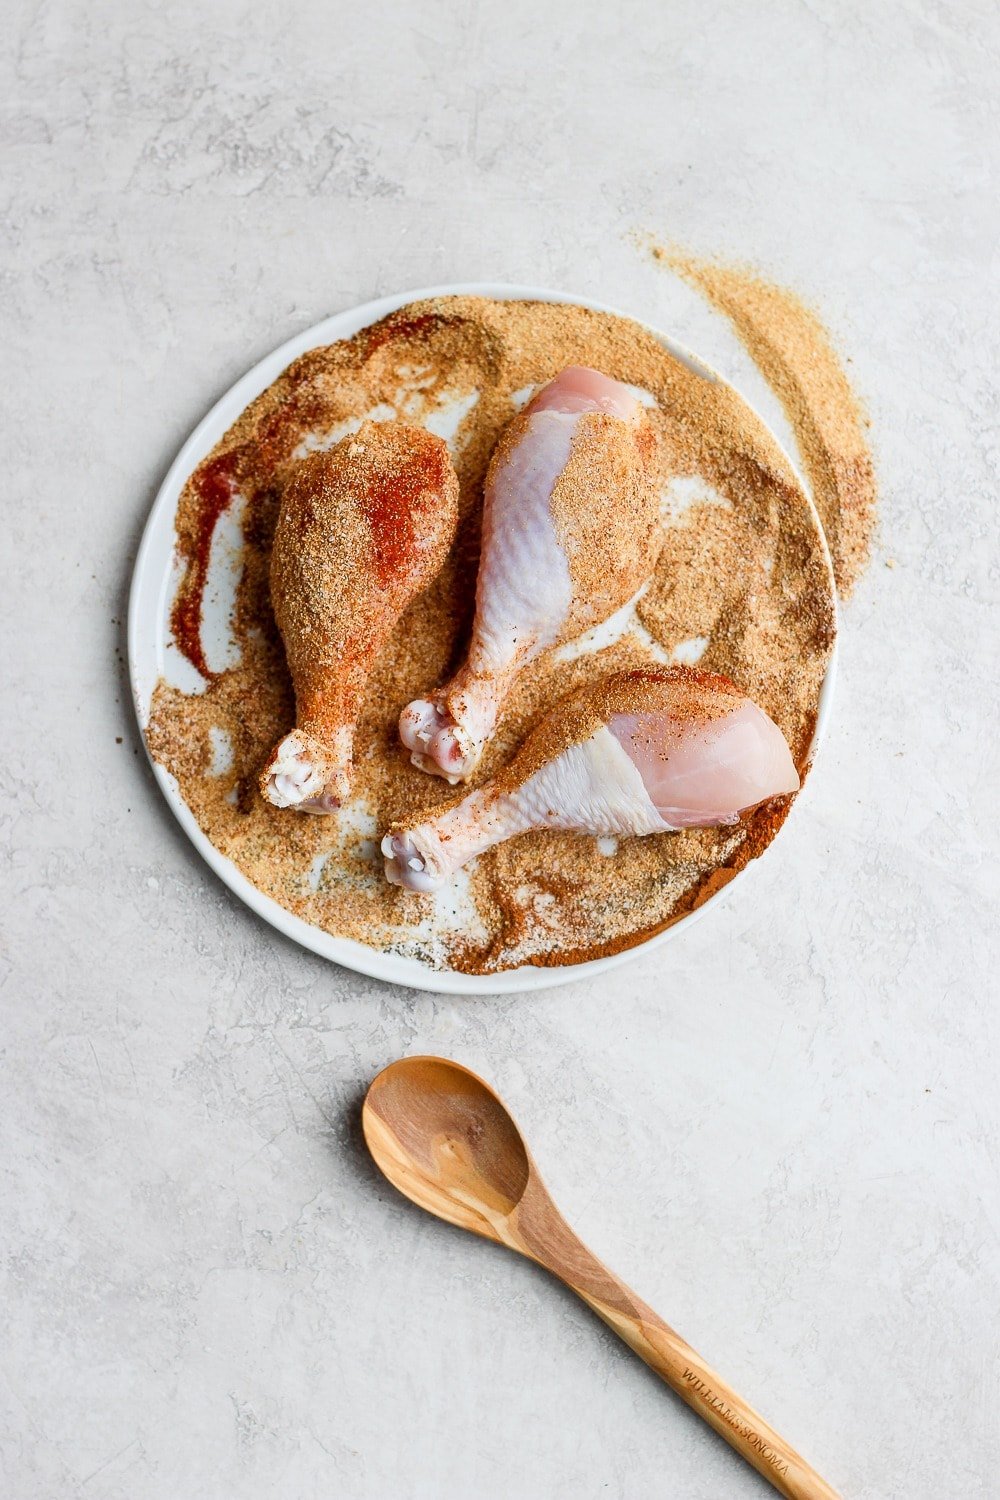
[129,282,837,994]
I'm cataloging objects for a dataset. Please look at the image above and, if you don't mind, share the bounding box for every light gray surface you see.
[3,2,998,1496]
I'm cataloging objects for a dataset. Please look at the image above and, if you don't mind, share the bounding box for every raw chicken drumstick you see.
[262,422,459,813]
[383,667,800,892]
[398,366,662,784]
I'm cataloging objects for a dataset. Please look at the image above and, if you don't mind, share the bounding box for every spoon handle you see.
[578,1283,839,1499]
[514,1201,839,1498]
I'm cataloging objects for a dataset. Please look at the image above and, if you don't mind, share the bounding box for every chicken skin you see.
[262,422,459,812]
[398,367,662,785]
[383,667,800,892]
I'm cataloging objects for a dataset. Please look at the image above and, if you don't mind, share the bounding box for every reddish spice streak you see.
[617,664,737,693]
[170,449,242,678]
[254,393,326,477]
[636,420,658,466]
[361,311,448,359]
[362,443,449,589]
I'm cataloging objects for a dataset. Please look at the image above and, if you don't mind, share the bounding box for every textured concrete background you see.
[3,2,998,1496]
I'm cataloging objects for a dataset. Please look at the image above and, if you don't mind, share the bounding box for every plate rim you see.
[128,280,838,995]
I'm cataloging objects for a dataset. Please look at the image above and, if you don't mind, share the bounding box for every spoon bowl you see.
[363,1056,841,1500]
[363,1056,532,1239]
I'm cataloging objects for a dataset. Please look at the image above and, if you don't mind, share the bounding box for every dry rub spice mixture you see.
[147,295,836,973]
[647,243,877,597]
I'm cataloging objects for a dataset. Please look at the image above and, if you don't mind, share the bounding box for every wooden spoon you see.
[363,1055,841,1500]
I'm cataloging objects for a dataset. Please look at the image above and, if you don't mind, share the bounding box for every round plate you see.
[129,282,837,994]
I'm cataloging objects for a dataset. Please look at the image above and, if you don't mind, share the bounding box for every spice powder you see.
[648,243,877,598]
[146,295,836,974]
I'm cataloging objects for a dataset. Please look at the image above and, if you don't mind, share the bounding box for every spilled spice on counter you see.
[645,241,877,597]
[146,295,836,974]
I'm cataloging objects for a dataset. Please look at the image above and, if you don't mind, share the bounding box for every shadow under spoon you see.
[362,1055,841,1500]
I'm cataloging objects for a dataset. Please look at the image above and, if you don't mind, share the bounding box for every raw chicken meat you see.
[398,366,661,784]
[262,422,459,812]
[383,666,800,892]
